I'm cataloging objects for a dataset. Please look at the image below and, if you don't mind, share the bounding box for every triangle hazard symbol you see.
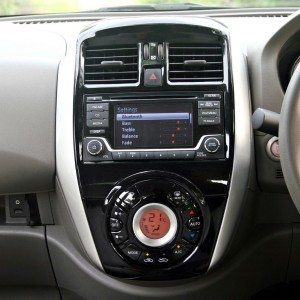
[149,73,157,80]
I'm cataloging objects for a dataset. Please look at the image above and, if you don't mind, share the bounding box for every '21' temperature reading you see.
[148,212,167,223]
[139,209,171,239]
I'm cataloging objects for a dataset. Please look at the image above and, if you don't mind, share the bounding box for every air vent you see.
[167,44,224,83]
[275,169,284,179]
[84,44,140,86]
[13,18,99,24]
[211,12,291,18]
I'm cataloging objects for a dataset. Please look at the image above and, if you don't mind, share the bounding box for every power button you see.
[204,137,221,153]
[87,140,103,156]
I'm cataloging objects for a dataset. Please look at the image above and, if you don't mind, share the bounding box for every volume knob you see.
[87,140,103,156]
[204,137,220,153]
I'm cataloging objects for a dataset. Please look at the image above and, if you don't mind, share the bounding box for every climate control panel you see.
[105,172,210,270]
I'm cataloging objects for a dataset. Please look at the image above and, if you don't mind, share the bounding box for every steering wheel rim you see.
[279,64,300,213]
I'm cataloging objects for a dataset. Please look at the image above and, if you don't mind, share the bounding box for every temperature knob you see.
[87,139,103,156]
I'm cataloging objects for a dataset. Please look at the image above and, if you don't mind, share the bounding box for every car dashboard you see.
[0,8,299,299]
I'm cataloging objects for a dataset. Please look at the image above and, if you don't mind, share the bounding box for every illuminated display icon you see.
[139,209,171,239]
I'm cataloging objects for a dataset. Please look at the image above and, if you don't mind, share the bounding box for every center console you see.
[74,18,233,280]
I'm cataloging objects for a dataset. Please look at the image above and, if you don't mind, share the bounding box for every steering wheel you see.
[279,64,300,213]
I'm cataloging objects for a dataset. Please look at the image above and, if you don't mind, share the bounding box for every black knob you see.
[87,140,103,156]
[143,44,150,60]
[204,137,220,153]
[157,43,164,60]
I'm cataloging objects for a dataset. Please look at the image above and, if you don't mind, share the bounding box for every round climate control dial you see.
[132,203,177,247]
[107,173,210,269]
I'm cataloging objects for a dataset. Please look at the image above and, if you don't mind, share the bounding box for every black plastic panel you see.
[74,22,233,280]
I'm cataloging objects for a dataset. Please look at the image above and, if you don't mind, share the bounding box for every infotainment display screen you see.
[114,103,193,149]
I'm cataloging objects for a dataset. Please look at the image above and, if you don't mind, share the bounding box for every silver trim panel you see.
[132,203,178,247]
[208,30,252,269]
[56,42,103,268]
[56,17,248,273]
[86,134,225,153]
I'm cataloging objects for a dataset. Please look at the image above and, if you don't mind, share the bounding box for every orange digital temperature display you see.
[139,209,171,239]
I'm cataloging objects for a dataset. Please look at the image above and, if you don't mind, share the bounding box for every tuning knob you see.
[204,137,220,153]
[87,140,103,156]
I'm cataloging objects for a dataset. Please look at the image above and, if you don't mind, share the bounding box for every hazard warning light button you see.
[144,68,162,87]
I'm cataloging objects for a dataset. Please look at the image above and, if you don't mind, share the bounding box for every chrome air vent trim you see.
[166,41,227,86]
[83,43,141,87]
[167,43,224,84]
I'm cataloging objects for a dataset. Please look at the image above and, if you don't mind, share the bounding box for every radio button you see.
[87,111,109,120]
[179,151,195,159]
[154,152,168,160]
[126,151,141,160]
[203,93,222,100]
[198,116,220,125]
[112,151,126,160]
[198,101,220,108]
[87,103,109,112]
[166,151,181,160]
[86,96,102,101]
[204,137,221,153]
[87,119,109,128]
[89,129,106,135]
[87,140,103,156]
[198,109,220,117]
[140,152,154,160]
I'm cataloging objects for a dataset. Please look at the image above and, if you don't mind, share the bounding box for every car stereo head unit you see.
[81,92,227,162]
[114,102,193,149]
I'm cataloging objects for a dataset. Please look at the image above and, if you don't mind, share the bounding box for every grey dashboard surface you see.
[0,226,60,299]
[0,28,66,194]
